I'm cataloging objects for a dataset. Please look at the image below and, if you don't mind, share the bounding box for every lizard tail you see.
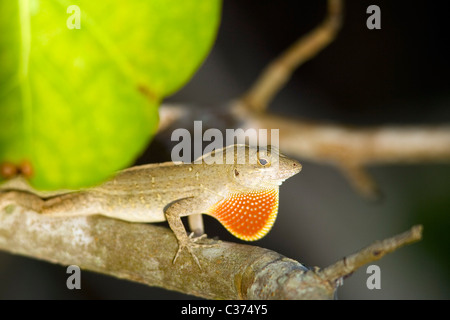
[0,191,44,212]
[42,192,101,217]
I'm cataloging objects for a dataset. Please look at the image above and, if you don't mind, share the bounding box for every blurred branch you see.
[0,201,421,299]
[230,106,450,165]
[237,109,450,198]
[239,0,343,112]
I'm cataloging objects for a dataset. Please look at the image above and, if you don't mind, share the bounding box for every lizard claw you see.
[173,239,202,269]
[189,232,221,246]
[173,235,220,269]
[188,232,207,241]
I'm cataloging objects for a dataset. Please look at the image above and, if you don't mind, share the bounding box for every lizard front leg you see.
[165,196,221,268]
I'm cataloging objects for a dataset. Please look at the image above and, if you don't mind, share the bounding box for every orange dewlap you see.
[206,188,279,241]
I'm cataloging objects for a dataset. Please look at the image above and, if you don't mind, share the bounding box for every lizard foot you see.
[173,236,219,269]
[188,232,219,245]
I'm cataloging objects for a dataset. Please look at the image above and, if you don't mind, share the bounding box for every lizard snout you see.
[276,156,302,181]
[291,159,302,174]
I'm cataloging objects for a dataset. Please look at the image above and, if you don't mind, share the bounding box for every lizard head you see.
[229,144,302,189]
[204,144,301,241]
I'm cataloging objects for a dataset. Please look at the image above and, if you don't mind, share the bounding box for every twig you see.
[240,0,343,112]
[0,198,421,299]
[319,225,423,284]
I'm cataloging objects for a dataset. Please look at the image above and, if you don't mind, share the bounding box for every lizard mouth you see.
[206,187,279,241]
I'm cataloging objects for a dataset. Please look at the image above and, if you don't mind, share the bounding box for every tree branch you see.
[0,200,421,299]
[319,225,423,284]
[239,0,343,112]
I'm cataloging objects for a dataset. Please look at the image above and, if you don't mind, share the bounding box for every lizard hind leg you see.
[41,192,101,217]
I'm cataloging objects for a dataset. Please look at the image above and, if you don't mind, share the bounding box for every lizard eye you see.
[258,158,270,166]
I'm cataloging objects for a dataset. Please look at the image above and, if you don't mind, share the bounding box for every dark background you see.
[1,0,449,299]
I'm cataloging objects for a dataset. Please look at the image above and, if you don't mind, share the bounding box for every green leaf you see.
[0,0,221,190]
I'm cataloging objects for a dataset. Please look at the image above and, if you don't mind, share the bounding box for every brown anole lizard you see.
[0,144,301,267]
